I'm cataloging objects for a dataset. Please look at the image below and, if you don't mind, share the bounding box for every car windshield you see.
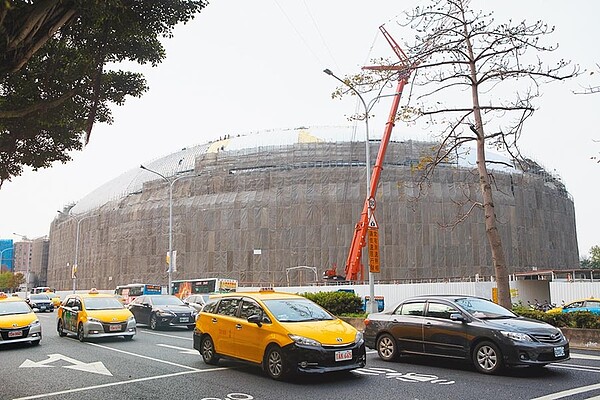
[262,298,334,322]
[152,296,185,306]
[0,301,32,315]
[84,297,125,310]
[29,294,50,300]
[454,297,516,319]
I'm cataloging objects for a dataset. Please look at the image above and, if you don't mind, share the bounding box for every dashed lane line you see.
[85,341,198,370]
[139,330,193,340]
[529,382,600,400]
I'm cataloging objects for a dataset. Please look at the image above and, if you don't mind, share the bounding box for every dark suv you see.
[27,294,54,312]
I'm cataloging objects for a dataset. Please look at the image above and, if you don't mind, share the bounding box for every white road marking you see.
[139,330,193,340]
[86,342,199,371]
[12,368,227,400]
[20,354,112,376]
[529,382,600,400]
[157,343,198,354]
[550,364,600,373]
[571,353,600,361]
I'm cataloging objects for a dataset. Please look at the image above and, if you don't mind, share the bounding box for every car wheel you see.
[264,345,288,380]
[473,341,503,374]
[200,335,219,365]
[57,319,67,337]
[149,314,158,330]
[77,323,86,342]
[187,325,195,330]
[377,333,399,361]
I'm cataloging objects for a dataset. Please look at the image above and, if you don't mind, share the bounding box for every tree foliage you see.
[0,271,25,292]
[0,0,207,187]
[582,245,600,269]
[332,0,578,308]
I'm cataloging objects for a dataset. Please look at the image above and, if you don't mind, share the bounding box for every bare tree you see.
[336,0,578,308]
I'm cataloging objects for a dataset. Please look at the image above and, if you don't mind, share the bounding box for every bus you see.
[114,283,163,304]
[171,278,238,299]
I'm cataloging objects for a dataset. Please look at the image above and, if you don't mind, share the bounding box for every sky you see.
[1,0,598,258]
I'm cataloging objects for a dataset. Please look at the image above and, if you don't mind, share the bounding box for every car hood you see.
[87,309,134,323]
[29,299,52,305]
[0,312,38,329]
[155,305,194,313]
[482,317,559,334]
[279,319,358,345]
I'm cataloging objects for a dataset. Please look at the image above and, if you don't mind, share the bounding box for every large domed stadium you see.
[47,126,578,290]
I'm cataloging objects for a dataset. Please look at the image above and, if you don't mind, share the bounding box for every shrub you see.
[512,305,600,329]
[301,291,364,316]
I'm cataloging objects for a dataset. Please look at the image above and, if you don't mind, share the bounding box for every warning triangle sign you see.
[368,213,378,229]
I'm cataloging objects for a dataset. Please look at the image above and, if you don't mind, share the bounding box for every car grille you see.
[101,323,126,333]
[0,327,31,340]
[175,312,192,317]
[322,342,355,350]
[531,332,563,344]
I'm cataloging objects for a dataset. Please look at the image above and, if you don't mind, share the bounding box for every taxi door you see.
[233,298,269,363]
[63,297,81,332]
[211,297,240,357]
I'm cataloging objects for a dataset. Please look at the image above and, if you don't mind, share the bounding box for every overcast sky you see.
[1,0,598,259]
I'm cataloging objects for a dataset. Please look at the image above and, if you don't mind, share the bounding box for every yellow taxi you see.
[193,289,366,380]
[0,292,42,346]
[45,291,62,308]
[57,288,136,342]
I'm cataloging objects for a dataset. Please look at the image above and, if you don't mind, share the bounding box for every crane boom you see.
[344,25,416,281]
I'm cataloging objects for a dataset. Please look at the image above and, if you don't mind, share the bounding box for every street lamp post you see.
[0,247,14,271]
[323,68,377,314]
[57,213,96,293]
[140,165,191,295]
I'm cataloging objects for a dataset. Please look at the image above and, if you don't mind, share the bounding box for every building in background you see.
[13,237,50,291]
[0,239,14,272]
[47,127,579,291]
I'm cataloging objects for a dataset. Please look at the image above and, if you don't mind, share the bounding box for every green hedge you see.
[301,291,364,316]
[512,305,600,329]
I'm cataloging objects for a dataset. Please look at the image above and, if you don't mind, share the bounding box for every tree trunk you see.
[463,13,512,309]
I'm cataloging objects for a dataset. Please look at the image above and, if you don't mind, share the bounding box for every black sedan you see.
[26,294,54,312]
[363,295,570,374]
[128,295,197,330]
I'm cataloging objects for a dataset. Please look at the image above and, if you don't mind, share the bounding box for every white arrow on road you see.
[157,343,198,355]
[19,353,112,376]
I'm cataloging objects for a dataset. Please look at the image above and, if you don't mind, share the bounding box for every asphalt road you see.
[2,312,600,400]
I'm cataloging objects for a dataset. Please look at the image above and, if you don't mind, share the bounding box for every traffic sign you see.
[368,197,376,210]
[368,213,378,229]
[368,229,380,273]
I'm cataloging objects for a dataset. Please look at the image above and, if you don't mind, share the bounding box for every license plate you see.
[109,324,121,331]
[8,330,23,338]
[180,317,189,323]
[335,349,352,362]
[554,346,565,357]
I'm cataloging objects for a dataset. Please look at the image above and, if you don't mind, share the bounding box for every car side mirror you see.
[247,314,263,327]
[142,303,151,308]
[450,313,466,322]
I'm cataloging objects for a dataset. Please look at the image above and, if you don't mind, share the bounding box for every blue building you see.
[0,239,14,272]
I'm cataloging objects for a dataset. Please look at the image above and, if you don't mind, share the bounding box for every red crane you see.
[344,25,418,281]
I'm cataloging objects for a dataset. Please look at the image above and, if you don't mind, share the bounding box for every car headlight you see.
[30,319,40,326]
[355,330,363,343]
[501,331,533,342]
[156,310,175,317]
[127,315,135,322]
[289,334,321,347]
[88,317,103,324]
